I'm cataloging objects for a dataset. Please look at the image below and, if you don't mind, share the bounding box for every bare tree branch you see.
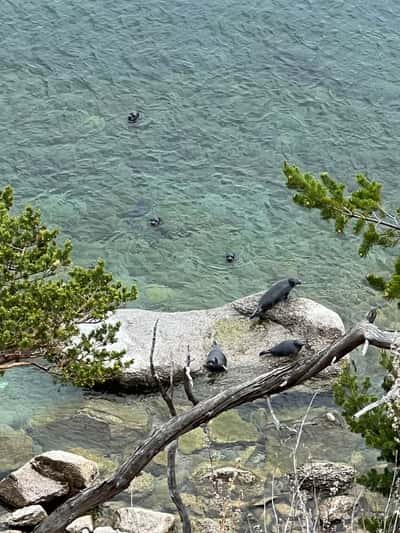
[149,321,191,533]
[35,319,399,533]
[354,381,400,419]
[183,348,199,406]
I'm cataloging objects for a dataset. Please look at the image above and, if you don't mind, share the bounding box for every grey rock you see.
[319,495,358,525]
[0,462,68,508]
[114,507,175,533]
[32,450,99,493]
[79,294,344,390]
[66,514,94,532]
[1,504,47,527]
[290,462,356,494]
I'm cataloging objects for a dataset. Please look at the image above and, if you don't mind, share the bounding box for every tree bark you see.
[35,320,397,533]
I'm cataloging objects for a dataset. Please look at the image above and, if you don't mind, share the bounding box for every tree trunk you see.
[35,320,396,533]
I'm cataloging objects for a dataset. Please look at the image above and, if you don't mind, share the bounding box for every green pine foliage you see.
[0,185,137,387]
[283,162,400,303]
[283,163,400,513]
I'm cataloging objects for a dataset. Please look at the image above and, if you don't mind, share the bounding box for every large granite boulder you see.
[80,294,344,390]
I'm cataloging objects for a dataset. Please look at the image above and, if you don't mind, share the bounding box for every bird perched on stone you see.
[250,278,301,319]
[205,341,227,372]
[259,339,305,357]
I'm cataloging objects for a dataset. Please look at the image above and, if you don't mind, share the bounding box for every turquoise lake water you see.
[0,0,399,523]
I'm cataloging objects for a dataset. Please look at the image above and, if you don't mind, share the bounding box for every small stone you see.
[326,412,336,423]
[1,504,47,528]
[66,514,94,532]
[0,424,33,471]
[114,507,175,533]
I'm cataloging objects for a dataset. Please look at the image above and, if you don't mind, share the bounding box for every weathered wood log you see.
[35,320,398,533]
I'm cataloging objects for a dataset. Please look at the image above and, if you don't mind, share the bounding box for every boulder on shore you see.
[79,293,345,390]
[0,451,99,509]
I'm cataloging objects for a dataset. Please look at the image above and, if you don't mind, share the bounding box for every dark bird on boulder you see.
[259,339,305,357]
[250,278,301,319]
[205,341,227,372]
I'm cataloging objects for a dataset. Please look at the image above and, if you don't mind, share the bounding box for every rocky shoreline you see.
[0,450,384,532]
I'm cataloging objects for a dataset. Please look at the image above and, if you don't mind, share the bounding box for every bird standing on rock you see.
[260,339,305,357]
[205,341,227,372]
[250,278,301,319]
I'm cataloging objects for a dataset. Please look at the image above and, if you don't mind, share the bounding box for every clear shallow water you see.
[0,0,399,522]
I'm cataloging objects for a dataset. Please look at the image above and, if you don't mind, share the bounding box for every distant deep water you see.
[0,0,399,519]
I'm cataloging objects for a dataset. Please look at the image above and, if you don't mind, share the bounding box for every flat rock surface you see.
[80,293,345,390]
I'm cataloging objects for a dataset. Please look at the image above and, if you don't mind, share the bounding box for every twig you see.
[183,348,199,406]
[266,396,281,431]
[149,320,191,533]
[354,381,400,419]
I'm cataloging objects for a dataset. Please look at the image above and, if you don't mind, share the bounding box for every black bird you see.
[128,111,140,123]
[250,278,301,319]
[366,306,379,324]
[205,341,227,372]
[150,215,162,226]
[259,339,305,357]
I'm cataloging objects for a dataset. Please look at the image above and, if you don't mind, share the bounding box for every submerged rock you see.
[289,461,356,494]
[0,424,33,471]
[209,410,259,444]
[201,466,257,484]
[78,293,344,391]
